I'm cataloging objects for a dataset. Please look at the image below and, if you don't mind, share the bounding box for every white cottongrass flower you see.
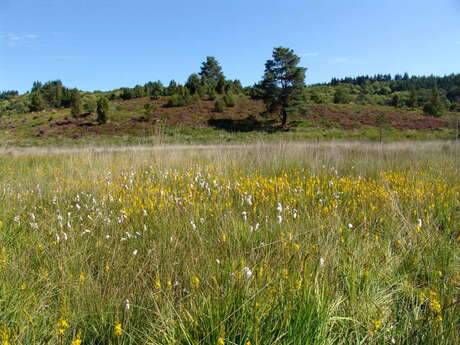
[242,211,248,222]
[132,249,138,256]
[348,223,353,229]
[143,209,148,216]
[62,232,68,241]
[80,229,91,236]
[216,259,221,264]
[276,202,283,213]
[319,257,325,268]
[123,299,130,311]
[242,267,253,278]
[190,220,196,230]
[105,234,110,239]
[417,218,422,227]
[276,215,283,224]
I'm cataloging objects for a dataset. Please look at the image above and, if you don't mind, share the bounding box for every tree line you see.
[1,48,459,123]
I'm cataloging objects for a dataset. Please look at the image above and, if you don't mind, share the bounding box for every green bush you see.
[208,88,217,101]
[214,99,225,112]
[82,95,97,113]
[165,94,187,107]
[223,92,236,107]
[96,97,109,124]
[423,102,443,117]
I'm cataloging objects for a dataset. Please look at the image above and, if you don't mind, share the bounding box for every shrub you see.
[165,94,186,107]
[423,102,443,117]
[214,99,225,112]
[223,92,236,107]
[208,88,217,101]
[334,86,352,104]
[70,89,82,117]
[82,95,97,113]
[96,97,109,124]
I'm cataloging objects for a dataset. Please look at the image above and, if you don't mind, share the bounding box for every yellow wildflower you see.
[155,278,161,289]
[114,323,122,337]
[295,278,302,290]
[191,275,200,290]
[71,333,82,345]
[374,319,382,330]
[217,337,225,345]
[57,319,69,335]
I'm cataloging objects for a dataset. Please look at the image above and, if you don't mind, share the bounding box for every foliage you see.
[42,80,64,108]
[30,89,46,112]
[423,88,444,117]
[0,90,19,100]
[214,99,225,112]
[259,47,306,127]
[144,81,164,100]
[216,74,226,94]
[223,92,236,107]
[391,93,401,108]
[82,94,97,113]
[185,74,202,95]
[70,89,82,117]
[407,87,418,108]
[207,87,217,101]
[96,97,109,124]
[165,87,192,107]
[333,85,352,104]
[199,56,224,86]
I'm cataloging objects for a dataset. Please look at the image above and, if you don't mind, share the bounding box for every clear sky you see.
[1,0,459,93]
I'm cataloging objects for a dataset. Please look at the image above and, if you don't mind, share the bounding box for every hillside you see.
[0,96,458,147]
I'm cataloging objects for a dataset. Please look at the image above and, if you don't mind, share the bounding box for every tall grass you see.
[0,141,459,345]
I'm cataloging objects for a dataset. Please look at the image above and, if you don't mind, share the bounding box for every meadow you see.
[0,141,459,345]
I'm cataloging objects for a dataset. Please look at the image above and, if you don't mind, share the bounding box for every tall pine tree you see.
[260,47,306,127]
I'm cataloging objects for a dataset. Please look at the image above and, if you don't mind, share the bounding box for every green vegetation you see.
[70,89,82,117]
[96,97,109,124]
[214,99,225,113]
[0,47,459,146]
[259,47,306,127]
[0,142,459,344]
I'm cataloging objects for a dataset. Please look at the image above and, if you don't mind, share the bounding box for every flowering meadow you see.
[0,142,459,345]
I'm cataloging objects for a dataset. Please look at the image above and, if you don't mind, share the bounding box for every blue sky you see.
[1,0,459,93]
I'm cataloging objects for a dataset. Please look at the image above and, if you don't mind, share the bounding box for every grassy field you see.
[0,141,459,344]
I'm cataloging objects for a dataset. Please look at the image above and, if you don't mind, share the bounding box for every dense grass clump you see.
[0,142,459,344]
